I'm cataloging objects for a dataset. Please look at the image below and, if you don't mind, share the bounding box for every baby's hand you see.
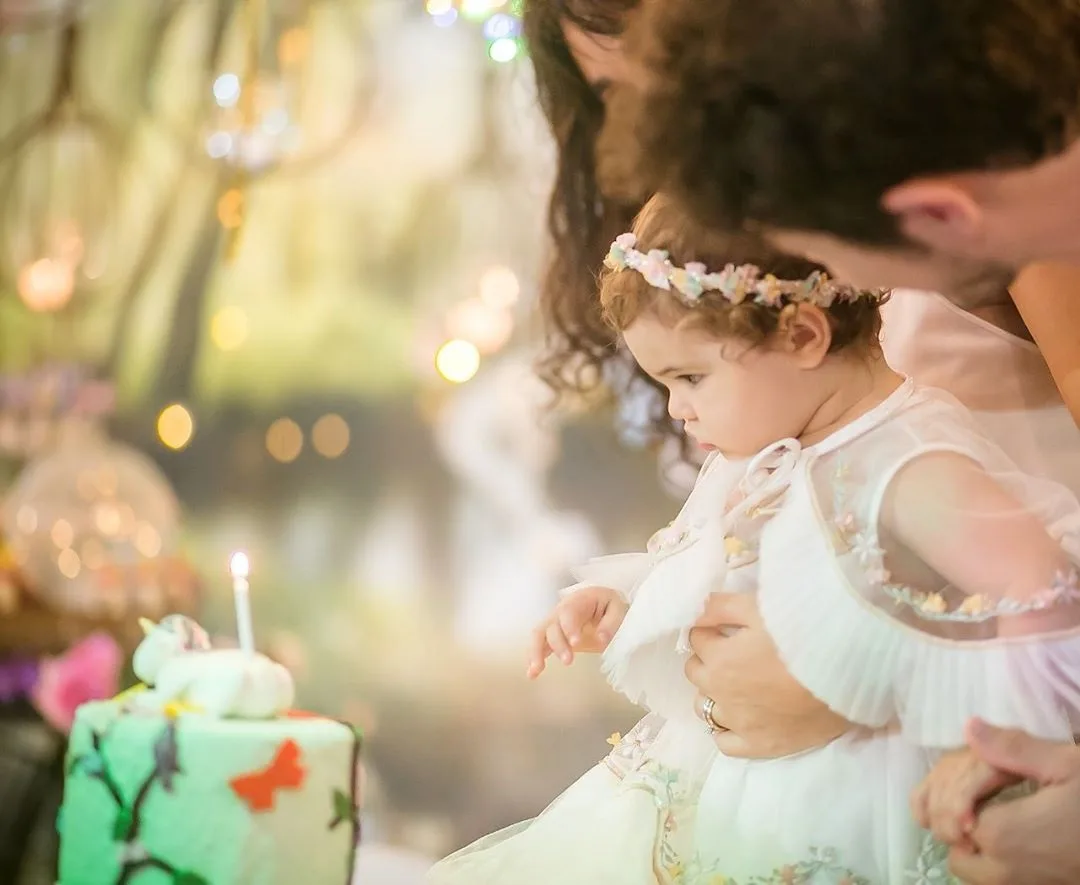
[911,747,1019,848]
[526,586,628,679]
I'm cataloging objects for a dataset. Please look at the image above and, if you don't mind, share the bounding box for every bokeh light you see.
[266,418,304,463]
[18,257,75,312]
[57,548,81,580]
[217,188,244,229]
[312,414,350,459]
[211,305,250,351]
[435,339,481,384]
[488,37,519,63]
[213,73,241,107]
[157,404,195,451]
[50,519,74,550]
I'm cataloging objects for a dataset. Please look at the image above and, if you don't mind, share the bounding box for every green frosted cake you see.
[57,617,361,885]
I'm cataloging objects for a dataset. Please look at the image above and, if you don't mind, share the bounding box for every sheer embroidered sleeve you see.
[757,390,1080,748]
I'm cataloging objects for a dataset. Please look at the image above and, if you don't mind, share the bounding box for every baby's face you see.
[621,313,821,458]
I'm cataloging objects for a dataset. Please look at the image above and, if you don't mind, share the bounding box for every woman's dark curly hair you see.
[523,0,682,446]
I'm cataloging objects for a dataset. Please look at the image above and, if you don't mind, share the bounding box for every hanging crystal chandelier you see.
[3,114,119,310]
[0,18,122,302]
[147,0,374,178]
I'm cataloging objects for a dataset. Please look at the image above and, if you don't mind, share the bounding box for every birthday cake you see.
[57,616,361,885]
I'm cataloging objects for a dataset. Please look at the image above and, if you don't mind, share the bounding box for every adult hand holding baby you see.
[937,719,1080,885]
[685,594,850,758]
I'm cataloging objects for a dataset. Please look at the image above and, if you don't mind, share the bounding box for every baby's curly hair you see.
[600,194,884,351]
[597,0,1080,243]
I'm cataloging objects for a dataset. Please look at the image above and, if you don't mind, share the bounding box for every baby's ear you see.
[777,304,832,367]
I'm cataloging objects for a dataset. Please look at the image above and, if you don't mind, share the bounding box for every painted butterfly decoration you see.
[229,739,307,812]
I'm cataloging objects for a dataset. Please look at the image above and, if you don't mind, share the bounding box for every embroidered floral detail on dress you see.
[829,461,1080,623]
[602,716,665,779]
[905,833,961,884]
[670,838,956,884]
[879,569,1080,623]
[647,519,705,561]
[605,747,957,885]
[660,842,872,881]
[667,844,873,884]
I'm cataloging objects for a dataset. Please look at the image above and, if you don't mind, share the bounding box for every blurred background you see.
[0,1,681,881]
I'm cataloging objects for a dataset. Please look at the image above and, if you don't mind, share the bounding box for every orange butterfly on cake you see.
[230,738,307,812]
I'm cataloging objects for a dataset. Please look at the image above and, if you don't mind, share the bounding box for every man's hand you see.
[526,586,628,679]
[945,719,1080,885]
[685,594,850,758]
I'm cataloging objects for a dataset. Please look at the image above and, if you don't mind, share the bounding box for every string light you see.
[57,548,81,580]
[17,257,75,312]
[213,73,242,107]
[217,188,245,229]
[266,418,303,463]
[425,0,522,60]
[488,37,519,63]
[312,414,350,459]
[435,339,481,384]
[94,503,122,537]
[135,523,163,558]
[157,404,195,451]
[50,519,74,550]
[211,306,250,351]
[483,13,517,39]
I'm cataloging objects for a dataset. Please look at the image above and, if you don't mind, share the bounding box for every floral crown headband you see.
[604,233,886,308]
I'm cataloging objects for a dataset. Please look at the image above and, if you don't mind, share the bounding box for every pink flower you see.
[639,250,672,289]
[33,632,123,733]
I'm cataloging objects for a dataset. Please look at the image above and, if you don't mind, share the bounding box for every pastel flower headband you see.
[603,232,886,308]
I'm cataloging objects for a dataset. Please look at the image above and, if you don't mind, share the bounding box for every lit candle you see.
[229,551,255,655]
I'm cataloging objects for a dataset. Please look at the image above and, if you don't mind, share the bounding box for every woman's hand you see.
[945,719,1080,885]
[911,746,1017,850]
[526,586,628,679]
[685,594,851,758]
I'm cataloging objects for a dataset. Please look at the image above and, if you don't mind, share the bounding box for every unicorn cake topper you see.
[131,615,294,719]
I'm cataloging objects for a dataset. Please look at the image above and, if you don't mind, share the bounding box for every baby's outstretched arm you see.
[527,586,628,678]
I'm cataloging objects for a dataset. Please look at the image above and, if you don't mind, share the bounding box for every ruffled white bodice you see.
[578,378,1080,747]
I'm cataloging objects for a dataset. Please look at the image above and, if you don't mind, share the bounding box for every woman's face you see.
[561,20,634,99]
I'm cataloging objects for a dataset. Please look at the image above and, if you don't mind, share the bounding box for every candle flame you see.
[229,551,250,579]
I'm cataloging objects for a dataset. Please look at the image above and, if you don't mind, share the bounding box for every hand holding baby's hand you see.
[526,586,628,679]
[911,747,1019,850]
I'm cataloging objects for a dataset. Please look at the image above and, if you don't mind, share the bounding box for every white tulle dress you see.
[427,379,1080,885]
